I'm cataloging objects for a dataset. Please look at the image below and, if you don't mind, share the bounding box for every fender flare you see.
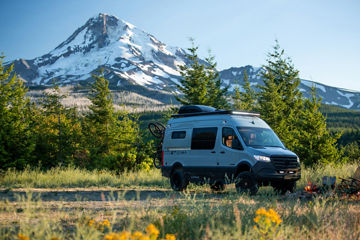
[170,162,183,174]
[235,161,253,176]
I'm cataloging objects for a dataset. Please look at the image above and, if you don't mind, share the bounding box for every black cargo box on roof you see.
[178,105,216,114]
[172,105,260,118]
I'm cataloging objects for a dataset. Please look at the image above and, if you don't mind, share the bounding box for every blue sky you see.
[1,0,359,91]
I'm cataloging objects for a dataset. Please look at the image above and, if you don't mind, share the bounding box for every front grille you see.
[270,156,299,170]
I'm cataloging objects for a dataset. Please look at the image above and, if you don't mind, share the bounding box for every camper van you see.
[159,105,301,194]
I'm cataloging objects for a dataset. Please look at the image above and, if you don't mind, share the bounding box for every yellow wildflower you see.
[119,231,131,240]
[102,219,111,227]
[145,224,160,237]
[253,207,282,239]
[88,219,95,227]
[138,236,150,240]
[255,207,267,216]
[253,216,261,223]
[18,233,30,240]
[165,234,176,240]
[104,232,117,240]
[131,231,143,240]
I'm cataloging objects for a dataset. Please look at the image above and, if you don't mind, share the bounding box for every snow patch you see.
[170,77,181,86]
[302,80,326,93]
[337,90,354,98]
[155,63,181,76]
[129,71,163,86]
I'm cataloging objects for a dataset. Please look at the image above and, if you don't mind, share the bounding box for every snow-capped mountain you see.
[220,66,360,110]
[10,13,187,102]
[7,13,360,110]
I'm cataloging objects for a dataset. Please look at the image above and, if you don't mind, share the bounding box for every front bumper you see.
[252,161,301,182]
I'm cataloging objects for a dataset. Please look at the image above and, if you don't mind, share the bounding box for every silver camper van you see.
[157,105,301,194]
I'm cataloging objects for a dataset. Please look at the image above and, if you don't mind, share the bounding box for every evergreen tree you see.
[33,86,82,168]
[232,70,256,111]
[203,52,230,109]
[257,41,303,150]
[294,86,341,166]
[83,71,148,171]
[176,39,229,109]
[0,56,35,169]
[258,41,342,166]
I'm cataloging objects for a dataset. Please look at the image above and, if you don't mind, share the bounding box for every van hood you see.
[247,146,297,158]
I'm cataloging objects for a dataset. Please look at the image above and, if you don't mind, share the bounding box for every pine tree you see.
[232,70,256,111]
[294,86,341,166]
[176,39,229,109]
[257,41,303,150]
[204,52,229,109]
[0,56,35,169]
[84,71,117,165]
[258,41,342,166]
[33,86,82,168]
[83,71,145,171]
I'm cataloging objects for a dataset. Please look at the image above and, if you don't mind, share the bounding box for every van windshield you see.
[237,127,284,148]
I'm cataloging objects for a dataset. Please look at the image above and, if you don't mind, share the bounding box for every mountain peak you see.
[7,14,360,110]
[53,13,133,53]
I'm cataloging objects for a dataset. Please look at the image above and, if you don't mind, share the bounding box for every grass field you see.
[0,164,359,240]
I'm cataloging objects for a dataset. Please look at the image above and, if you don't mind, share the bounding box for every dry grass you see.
[0,164,359,239]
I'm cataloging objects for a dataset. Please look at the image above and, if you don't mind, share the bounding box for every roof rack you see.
[171,110,260,118]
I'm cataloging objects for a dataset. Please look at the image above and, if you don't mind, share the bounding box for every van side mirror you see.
[232,139,243,150]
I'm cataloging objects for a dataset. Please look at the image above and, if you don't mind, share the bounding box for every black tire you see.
[210,181,226,192]
[148,122,165,139]
[170,169,188,191]
[235,171,258,195]
[273,181,296,195]
[153,144,163,169]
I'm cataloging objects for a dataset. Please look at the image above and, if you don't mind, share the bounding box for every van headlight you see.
[297,157,300,163]
[254,155,271,162]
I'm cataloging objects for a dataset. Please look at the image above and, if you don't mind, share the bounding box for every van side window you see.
[222,127,243,150]
[171,131,186,139]
[191,127,218,150]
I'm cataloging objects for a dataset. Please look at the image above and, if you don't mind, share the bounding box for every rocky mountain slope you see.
[7,13,360,110]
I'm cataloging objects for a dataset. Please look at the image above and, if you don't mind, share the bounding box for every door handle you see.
[220,151,225,154]
[211,151,216,153]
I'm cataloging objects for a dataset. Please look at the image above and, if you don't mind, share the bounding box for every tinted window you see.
[171,131,186,139]
[191,127,218,149]
[222,127,243,150]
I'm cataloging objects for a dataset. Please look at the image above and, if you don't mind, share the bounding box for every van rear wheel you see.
[170,169,188,191]
[235,171,258,195]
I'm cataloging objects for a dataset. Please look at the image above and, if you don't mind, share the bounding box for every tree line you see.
[1,40,358,171]
[0,60,154,171]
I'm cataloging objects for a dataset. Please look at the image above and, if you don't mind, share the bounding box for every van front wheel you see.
[170,169,188,191]
[235,172,258,195]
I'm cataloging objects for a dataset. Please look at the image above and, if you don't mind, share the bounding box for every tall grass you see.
[0,167,168,189]
[0,164,359,239]
[0,163,358,189]
[298,163,358,186]
[0,189,359,239]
